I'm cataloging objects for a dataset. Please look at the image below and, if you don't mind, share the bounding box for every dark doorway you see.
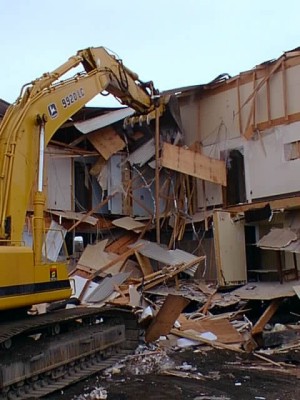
[224,149,246,206]
[74,161,92,212]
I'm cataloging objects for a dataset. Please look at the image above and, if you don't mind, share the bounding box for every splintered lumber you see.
[161,142,226,186]
[78,244,143,301]
[251,298,282,335]
[67,193,116,232]
[105,232,139,255]
[141,256,206,291]
[253,352,284,368]
[145,295,190,342]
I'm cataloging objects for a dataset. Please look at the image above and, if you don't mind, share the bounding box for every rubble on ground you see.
[64,220,300,375]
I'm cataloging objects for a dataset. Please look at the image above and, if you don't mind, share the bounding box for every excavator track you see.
[0,307,140,399]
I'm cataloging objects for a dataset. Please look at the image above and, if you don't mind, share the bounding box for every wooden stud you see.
[266,70,271,125]
[252,71,257,129]
[237,76,243,135]
[282,59,288,121]
[226,194,300,213]
[239,56,284,113]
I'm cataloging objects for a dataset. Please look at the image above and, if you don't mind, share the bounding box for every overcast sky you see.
[1,0,300,107]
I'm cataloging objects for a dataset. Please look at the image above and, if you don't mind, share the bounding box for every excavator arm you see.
[0,46,164,244]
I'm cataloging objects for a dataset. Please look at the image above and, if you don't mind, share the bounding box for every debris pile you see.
[66,217,300,367]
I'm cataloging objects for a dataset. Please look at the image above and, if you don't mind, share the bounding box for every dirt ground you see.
[46,348,300,400]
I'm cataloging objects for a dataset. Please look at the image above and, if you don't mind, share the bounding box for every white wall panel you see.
[246,122,300,199]
[46,148,72,210]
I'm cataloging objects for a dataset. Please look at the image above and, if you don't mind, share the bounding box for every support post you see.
[155,106,160,244]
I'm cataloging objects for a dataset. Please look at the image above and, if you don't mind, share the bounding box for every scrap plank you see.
[170,329,244,353]
[161,142,226,186]
[135,252,153,276]
[145,295,190,342]
[252,298,282,335]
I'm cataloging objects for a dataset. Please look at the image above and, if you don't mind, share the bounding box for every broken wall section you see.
[175,51,300,207]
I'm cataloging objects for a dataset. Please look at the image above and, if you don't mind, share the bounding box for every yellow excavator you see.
[0,46,166,312]
[0,47,174,398]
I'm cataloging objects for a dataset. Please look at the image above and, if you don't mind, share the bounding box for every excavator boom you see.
[0,46,168,398]
[0,46,163,243]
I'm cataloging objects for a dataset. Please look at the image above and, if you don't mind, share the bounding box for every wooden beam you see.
[135,251,153,276]
[237,77,242,135]
[266,72,271,125]
[161,143,227,186]
[145,295,190,342]
[252,298,281,336]
[226,194,300,213]
[282,59,288,122]
[241,57,284,140]
[193,51,300,99]
[239,56,284,113]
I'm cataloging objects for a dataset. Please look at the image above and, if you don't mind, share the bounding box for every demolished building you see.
[1,48,300,399]
[17,46,299,290]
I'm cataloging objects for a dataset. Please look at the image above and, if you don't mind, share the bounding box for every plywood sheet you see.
[77,240,109,269]
[257,228,297,249]
[161,142,226,186]
[231,281,300,300]
[130,239,202,277]
[112,216,145,231]
[88,126,125,160]
[85,272,131,303]
[76,240,124,276]
[178,315,243,344]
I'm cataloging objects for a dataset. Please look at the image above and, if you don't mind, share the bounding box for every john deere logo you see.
[48,103,58,119]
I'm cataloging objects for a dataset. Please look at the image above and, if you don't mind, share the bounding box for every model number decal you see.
[61,88,85,108]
